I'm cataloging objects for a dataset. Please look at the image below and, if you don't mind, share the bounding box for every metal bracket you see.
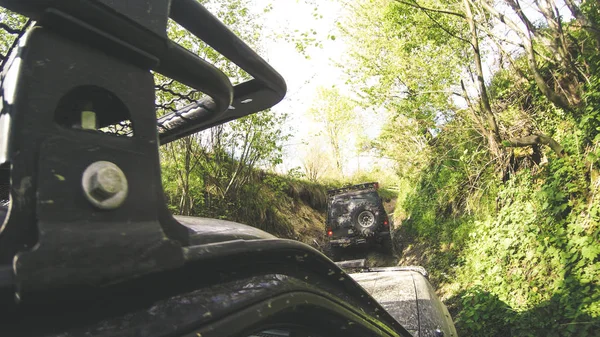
[2,23,185,296]
[0,0,286,299]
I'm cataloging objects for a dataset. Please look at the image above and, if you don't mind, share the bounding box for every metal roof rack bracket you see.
[0,0,286,299]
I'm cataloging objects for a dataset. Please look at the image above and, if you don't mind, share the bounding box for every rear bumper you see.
[328,230,390,248]
[329,237,368,247]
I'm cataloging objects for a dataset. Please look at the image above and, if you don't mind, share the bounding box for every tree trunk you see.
[460,79,487,138]
[464,0,502,150]
[524,37,574,113]
[535,0,571,68]
[476,0,575,113]
[181,139,191,215]
[563,0,600,47]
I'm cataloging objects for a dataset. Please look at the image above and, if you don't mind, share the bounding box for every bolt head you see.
[89,167,122,200]
[82,161,128,210]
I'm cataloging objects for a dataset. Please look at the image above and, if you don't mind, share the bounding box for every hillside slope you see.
[390,151,600,336]
[172,174,330,247]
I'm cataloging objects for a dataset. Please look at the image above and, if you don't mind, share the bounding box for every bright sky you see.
[250,0,343,172]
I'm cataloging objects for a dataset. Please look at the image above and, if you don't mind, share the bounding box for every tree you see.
[308,87,357,176]
[339,0,468,129]
[300,138,333,182]
[340,0,599,174]
[202,111,288,201]
[338,0,476,181]
[161,134,205,215]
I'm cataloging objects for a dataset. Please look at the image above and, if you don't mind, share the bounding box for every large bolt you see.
[89,166,122,200]
[82,161,128,210]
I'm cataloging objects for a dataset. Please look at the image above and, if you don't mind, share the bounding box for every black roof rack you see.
[0,0,286,295]
[0,0,286,144]
[327,182,380,197]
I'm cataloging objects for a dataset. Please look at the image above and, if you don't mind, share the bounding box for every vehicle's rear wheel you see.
[350,202,383,237]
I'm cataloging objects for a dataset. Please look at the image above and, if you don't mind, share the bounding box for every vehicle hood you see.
[350,268,457,337]
[175,216,276,244]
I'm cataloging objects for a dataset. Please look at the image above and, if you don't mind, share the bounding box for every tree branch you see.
[417,3,472,45]
[391,89,463,98]
[563,0,600,46]
[505,0,537,35]
[394,0,465,18]
[503,133,564,157]
[474,0,528,40]
[486,31,527,79]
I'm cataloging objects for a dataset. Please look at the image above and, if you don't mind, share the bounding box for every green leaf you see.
[582,245,600,261]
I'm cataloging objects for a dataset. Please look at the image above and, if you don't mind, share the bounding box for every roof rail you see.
[327,182,379,197]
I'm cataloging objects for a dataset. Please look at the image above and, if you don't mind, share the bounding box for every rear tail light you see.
[327,229,333,237]
[384,217,389,226]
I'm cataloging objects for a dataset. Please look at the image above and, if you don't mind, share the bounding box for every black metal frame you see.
[0,0,285,295]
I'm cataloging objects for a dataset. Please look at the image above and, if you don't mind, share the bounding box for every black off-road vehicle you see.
[0,2,456,337]
[325,182,393,259]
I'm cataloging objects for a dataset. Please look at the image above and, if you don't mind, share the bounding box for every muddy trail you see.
[331,245,399,267]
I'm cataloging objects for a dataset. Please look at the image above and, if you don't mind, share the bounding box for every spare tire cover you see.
[350,202,383,236]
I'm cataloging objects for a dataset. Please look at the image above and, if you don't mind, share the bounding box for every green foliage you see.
[339,2,600,333]
[447,160,600,336]
[237,174,331,241]
[161,109,289,216]
[581,56,600,145]
[339,0,468,127]
[397,140,600,336]
[200,171,329,240]
[376,6,600,330]
[346,162,399,188]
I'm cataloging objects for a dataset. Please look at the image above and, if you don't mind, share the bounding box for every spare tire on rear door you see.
[350,202,383,237]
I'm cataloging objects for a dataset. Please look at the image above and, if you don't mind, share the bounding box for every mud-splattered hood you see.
[350,269,457,337]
